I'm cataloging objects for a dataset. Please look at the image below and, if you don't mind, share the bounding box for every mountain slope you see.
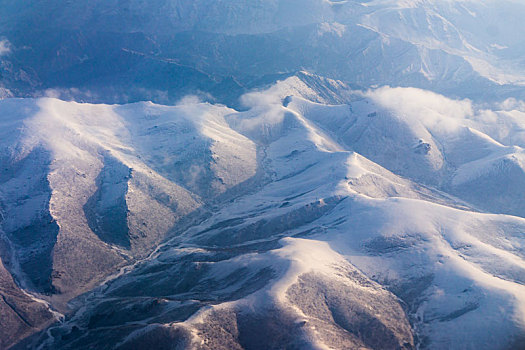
[1,0,525,104]
[0,97,258,308]
[1,0,525,349]
[1,74,524,349]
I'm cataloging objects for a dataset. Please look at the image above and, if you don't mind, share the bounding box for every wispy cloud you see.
[0,39,11,56]
[364,86,473,133]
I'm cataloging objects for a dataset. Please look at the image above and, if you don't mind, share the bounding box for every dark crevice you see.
[1,294,33,328]
[1,147,59,294]
[84,153,132,249]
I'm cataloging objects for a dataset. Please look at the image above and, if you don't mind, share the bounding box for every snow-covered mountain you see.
[1,0,525,104]
[0,74,524,349]
[1,0,525,349]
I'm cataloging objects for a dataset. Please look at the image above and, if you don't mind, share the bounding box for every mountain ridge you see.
[1,72,525,348]
[1,0,525,348]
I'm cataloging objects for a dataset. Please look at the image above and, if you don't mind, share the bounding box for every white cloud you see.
[0,39,11,56]
[363,86,473,133]
[177,95,203,106]
[318,22,346,38]
[498,98,525,112]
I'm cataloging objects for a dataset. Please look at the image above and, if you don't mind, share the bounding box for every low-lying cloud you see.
[0,39,11,56]
[363,86,474,133]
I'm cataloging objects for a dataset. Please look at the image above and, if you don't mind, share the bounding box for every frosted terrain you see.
[0,74,524,349]
[0,0,525,349]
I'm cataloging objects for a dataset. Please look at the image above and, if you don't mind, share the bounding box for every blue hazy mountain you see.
[1,0,525,105]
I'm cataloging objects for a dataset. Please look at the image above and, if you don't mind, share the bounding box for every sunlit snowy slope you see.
[0,74,524,349]
[1,0,525,349]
